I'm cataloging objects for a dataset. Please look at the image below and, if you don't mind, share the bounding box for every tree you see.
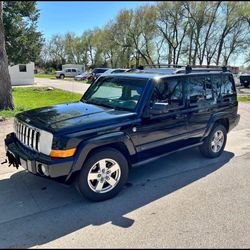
[3,1,44,64]
[0,1,14,110]
[156,2,189,65]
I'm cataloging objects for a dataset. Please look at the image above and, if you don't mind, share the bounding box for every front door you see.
[133,76,189,152]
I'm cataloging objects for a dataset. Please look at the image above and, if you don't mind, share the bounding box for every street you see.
[0,102,249,248]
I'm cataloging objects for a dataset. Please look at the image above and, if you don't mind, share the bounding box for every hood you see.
[16,102,137,134]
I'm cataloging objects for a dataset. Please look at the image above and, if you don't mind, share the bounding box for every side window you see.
[212,75,222,101]
[151,77,184,109]
[65,69,71,73]
[188,75,214,105]
[19,65,27,72]
[72,69,76,72]
[221,75,235,97]
[204,76,213,100]
[188,76,206,105]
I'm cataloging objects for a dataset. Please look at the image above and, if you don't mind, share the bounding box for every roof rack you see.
[144,64,185,69]
[179,65,231,74]
[141,63,232,75]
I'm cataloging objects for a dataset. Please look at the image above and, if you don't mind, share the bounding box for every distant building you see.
[8,62,35,86]
[62,64,85,72]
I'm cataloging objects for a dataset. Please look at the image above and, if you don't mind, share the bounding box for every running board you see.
[132,142,203,168]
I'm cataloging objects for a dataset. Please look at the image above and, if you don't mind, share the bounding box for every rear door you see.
[186,74,215,139]
[65,69,72,77]
[71,68,78,77]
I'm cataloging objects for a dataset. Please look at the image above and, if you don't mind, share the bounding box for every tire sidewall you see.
[78,148,129,202]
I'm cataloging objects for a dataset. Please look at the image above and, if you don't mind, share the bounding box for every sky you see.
[37,1,156,40]
[36,1,244,66]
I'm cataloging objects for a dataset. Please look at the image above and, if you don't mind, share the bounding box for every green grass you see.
[238,96,250,102]
[0,87,82,118]
[35,73,55,79]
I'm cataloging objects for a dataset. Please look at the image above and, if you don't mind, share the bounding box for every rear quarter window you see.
[221,75,236,97]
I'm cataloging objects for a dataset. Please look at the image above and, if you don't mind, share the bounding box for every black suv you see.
[4,67,240,201]
[239,74,250,88]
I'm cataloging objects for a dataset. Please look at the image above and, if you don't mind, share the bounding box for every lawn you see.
[237,96,250,102]
[0,87,82,118]
[35,73,55,79]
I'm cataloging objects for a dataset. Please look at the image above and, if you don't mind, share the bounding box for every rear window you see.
[93,68,108,74]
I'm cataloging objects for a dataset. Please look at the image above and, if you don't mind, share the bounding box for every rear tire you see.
[244,82,249,88]
[199,124,227,158]
[77,147,129,202]
[60,74,65,79]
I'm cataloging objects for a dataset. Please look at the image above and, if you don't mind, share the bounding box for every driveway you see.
[0,103,249,248]
[34,78,90,95]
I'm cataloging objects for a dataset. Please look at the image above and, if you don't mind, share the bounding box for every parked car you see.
[239,73,250,87]
[100,68,130,76]
[74,72,91,81]
[4,66,240,202]
[56,68,81,79]
[90,68,109,83]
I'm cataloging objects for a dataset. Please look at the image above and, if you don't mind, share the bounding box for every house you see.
[8,62,35,86]
[62,64,85,73]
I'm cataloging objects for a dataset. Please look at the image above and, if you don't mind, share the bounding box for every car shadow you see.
[0,148,234,248]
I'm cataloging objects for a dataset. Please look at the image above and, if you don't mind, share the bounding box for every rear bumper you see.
[229,114,240,132]
[4,133,74,179]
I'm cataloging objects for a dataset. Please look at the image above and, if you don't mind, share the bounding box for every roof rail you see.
[177,65,231,74]
[144,64,185,69]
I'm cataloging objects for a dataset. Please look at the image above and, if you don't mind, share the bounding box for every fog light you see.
[38,164,49,176]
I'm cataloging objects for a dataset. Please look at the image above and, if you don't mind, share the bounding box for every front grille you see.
[14,119,40,151]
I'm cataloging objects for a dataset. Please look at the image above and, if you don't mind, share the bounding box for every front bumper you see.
[4,133,74,179]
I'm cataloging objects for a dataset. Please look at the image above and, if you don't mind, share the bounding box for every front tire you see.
[199,124,227,158]
[77,148,129,202]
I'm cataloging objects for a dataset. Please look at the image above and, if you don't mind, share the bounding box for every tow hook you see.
[5,152,19,169]
[1,159,7,165]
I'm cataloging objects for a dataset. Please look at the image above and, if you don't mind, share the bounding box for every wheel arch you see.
[66,132,136,181]
[203,113,230,139]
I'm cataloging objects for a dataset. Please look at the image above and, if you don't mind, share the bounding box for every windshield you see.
[81,76,148,111]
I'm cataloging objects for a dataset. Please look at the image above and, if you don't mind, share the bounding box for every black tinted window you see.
[221,75,235,97]
[112,69,126,74]
[151,77,183,109]
[188,76,206,104]
[188,75,215,104]
[72,69,76,72]
[94,69,108,73]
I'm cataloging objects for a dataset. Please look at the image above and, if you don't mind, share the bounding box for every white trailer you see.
[8,62,35,86]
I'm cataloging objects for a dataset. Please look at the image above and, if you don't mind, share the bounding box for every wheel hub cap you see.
[211,130,224,153]
[87,158,121,194]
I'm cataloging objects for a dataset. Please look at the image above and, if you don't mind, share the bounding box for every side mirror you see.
[150,102,169,115]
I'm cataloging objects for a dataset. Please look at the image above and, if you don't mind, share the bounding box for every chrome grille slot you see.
[15,120,40,152]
